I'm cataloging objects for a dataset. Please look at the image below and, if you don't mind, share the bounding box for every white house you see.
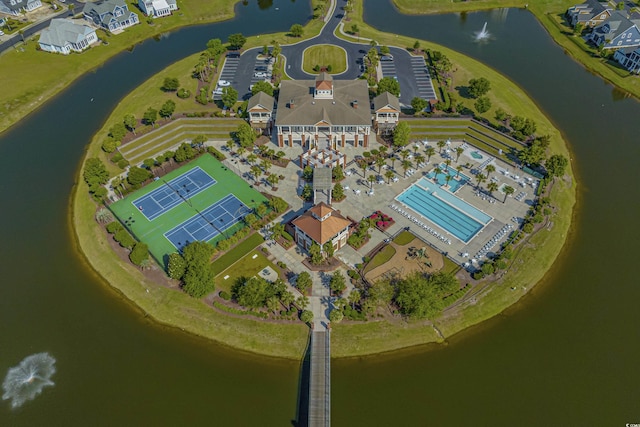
[0,0,42,15]
[138,0,177,18]
[39,19,98,55]
[247,91,275,130]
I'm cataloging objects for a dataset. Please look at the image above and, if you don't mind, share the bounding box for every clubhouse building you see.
[274,73,373,149]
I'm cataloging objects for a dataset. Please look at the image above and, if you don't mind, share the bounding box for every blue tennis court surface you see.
[133,167,216,220]
[164,194,251,250]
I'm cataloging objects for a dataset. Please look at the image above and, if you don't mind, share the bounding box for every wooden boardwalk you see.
[308,329,330,427]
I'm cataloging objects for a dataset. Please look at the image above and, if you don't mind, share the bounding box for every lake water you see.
[1,0,639,425]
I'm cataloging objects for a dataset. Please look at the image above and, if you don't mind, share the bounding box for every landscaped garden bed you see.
[369,210,394,231]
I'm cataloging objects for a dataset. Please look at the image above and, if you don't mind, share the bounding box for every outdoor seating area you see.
[472,224,513,260]
[389,204,452,245]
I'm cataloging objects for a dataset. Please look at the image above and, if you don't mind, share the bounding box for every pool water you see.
[397,180,492,242]
[426,164,470,193]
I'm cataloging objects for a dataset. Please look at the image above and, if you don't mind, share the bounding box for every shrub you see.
[114,229,135,249]
[177,88,191,99]
[117,159,130,169]
[101,138,119,153]
[106,221,124,234]
[300,310,314,323]
[167,252,186,279]
[219,291,231,300]
[111,152,123,163]
[129,242,149,266]
[207,146,226,161]
[522,222,534,233]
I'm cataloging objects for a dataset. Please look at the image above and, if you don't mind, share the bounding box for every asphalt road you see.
[0,1,83,54]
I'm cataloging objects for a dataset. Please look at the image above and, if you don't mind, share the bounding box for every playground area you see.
[363,232,444,283]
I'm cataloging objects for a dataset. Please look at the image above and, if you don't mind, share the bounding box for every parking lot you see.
[380,52,437,107]
[213,50,274,102]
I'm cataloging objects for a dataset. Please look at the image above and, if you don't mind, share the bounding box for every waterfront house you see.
[83,0,139,32]
[613,46,640,73]
[138,0,177,18]
[566,0,612,28]
[38,18,98,55]
[0,0,42,16]
[589,11,640,49]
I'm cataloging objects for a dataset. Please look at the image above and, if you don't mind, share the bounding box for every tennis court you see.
[164,194,251,250]
[109,154,269,265]
[133,167,216,220]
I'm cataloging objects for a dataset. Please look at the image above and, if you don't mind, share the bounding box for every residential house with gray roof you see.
[274,73,372,149]
[566,0,612,28]
[589,11,640,49]
[0,0,42,16]
[38,18,98,55]
[83,0,139,32]
[613,46,640,73]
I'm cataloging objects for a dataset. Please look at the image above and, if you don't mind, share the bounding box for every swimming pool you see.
[426,164,470,193]
[396,180,492,242]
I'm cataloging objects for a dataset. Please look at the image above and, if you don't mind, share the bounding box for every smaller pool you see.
[471,151,483,159]
[426,164,470,193]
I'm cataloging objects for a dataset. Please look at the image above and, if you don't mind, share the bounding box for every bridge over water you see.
[308,328,330,427]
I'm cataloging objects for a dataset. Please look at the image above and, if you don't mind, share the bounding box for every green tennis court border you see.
[109,154,269,267]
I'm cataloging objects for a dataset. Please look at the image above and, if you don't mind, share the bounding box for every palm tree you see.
[251,165,262,182]
[376,157,386,175]
[19,30,25,43]
[475,173,487,190]
[425,146,435,163]
[237,146,246,158]
[401,159,412,178]
[444,158,452,172]
[260,158,271,173]
[456,165,463,178]
[455,146,464,162]
[358,159,368,179]
[95,208,114,224]
[68,3,75,16]
[414,153,425,167]
[437,140,446,154]
[486,164,496,179]
[247,153,257,165]
[487,182,499,199]
[445,174,452,188]
[433,166,442,183]
[390,155,397,170]
[367,174,377,188]
[385,169,395,184]
[379,145,388,158]
[503,185,515,203]
[400,149,410,161]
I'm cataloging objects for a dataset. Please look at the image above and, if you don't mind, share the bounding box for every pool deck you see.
[218,138,537,268]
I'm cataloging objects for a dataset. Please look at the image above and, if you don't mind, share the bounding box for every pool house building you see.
[291,202,351,254]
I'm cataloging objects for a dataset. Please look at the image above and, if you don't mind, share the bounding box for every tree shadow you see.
[291,331,312,427]
[454,85,472,99]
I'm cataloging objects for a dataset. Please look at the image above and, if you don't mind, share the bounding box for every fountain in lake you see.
[475,22,490,41]
[2,353,56,409]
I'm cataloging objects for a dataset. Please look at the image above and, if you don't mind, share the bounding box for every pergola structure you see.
[312,167,332,205]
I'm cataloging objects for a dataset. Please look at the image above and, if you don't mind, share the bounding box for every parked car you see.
[380,55,393,61]
[0,30,4,36]
[254,72,268,78]
[217,80,231,87]
[212,87,224,95]
[255,66,268,72]
[226,51,240,58]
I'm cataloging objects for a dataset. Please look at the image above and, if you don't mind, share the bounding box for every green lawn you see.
[109,154,268,264]
[211,232,266,276]
[363,245,396,274]
[302,44,348,74]
[393,230,415,245]
[215,249,278,293]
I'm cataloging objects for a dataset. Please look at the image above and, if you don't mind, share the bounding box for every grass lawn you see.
[215,250,278,293]
[109,154,268,264]
[393,230,415,245]
[363,245,396,275]
[302,44,348,74]
[211,232,265,276]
